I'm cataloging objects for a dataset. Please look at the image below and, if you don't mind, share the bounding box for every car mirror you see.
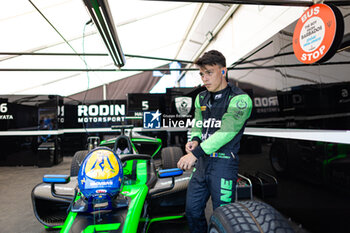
[43,174,73,201]
[43,174,70,184]
[158,168,183,178]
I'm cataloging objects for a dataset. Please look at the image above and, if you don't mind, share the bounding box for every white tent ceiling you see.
[0,0,232,96]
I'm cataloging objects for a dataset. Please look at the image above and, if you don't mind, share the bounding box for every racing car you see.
[32,126,295,233]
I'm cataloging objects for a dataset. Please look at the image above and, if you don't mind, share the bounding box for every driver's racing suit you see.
[186,83,252,233]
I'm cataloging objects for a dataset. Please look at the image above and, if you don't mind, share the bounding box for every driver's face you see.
[199,65,226,92]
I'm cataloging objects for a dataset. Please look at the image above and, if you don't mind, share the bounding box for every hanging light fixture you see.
[82,0,126,67]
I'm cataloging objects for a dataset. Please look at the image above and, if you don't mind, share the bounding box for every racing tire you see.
[208,201,294,233]
[161,146,183,169]
[70,150,88,176]
[270,142,288,176]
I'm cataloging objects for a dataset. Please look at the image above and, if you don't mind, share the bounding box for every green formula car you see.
[32,126,295,233]
[32,126,190,233]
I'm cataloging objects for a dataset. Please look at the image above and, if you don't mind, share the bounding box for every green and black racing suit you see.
[186,83,252,233]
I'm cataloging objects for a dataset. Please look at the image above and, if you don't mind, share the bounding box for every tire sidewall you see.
[161,146,183,169]
[70,150,88,176]
[209,214,229,233]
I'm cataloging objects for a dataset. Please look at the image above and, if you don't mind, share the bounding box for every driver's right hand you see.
[185,141,199,154]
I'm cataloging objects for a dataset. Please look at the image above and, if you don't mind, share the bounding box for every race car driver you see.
[177,50,253,233]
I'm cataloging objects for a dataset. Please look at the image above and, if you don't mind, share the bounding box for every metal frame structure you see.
[0,52,192,64]
[145,0,350,6]
[82,0,126,67]
[1,0,350,73]
[0,60,350,72]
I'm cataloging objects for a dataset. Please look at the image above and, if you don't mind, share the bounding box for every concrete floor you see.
[0,157,72,233]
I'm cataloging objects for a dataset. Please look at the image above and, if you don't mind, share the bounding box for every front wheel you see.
[209,201,294,233]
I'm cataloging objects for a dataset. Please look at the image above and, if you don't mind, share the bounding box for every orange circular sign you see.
[293,4,343,64]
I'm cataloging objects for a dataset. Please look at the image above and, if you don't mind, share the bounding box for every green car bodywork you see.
[59,161,149,233]
[100,135,162,185]
[36,134,186,233]
[100,135,162,158]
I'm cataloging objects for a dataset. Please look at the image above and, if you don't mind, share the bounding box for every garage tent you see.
[0,0,315,98]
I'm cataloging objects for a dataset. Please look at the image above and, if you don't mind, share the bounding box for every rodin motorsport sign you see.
[77,101,126,124]
[293,3,344,64]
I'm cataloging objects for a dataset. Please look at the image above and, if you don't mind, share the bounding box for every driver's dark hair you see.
[194,50,226,68]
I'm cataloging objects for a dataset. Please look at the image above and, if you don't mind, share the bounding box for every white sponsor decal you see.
[58,106,64,123]
[0,115,13,120]
[77,104,126,123]
[175,97,192,116]
[300,17,325,53]
[341,89,348,98]
[254,96,279,107]
[0,103,13,120]
[89,181,113,187]
[301,6,320,23]
[0,103,8,113]
[78,104,125,117]
[163,118,221,128]
[78,116,125,123]
[215,94,222,100]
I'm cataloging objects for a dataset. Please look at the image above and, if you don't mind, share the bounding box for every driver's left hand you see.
[177,152,197,170]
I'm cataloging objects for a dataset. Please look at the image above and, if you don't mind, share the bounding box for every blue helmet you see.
[78,147,123,202]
